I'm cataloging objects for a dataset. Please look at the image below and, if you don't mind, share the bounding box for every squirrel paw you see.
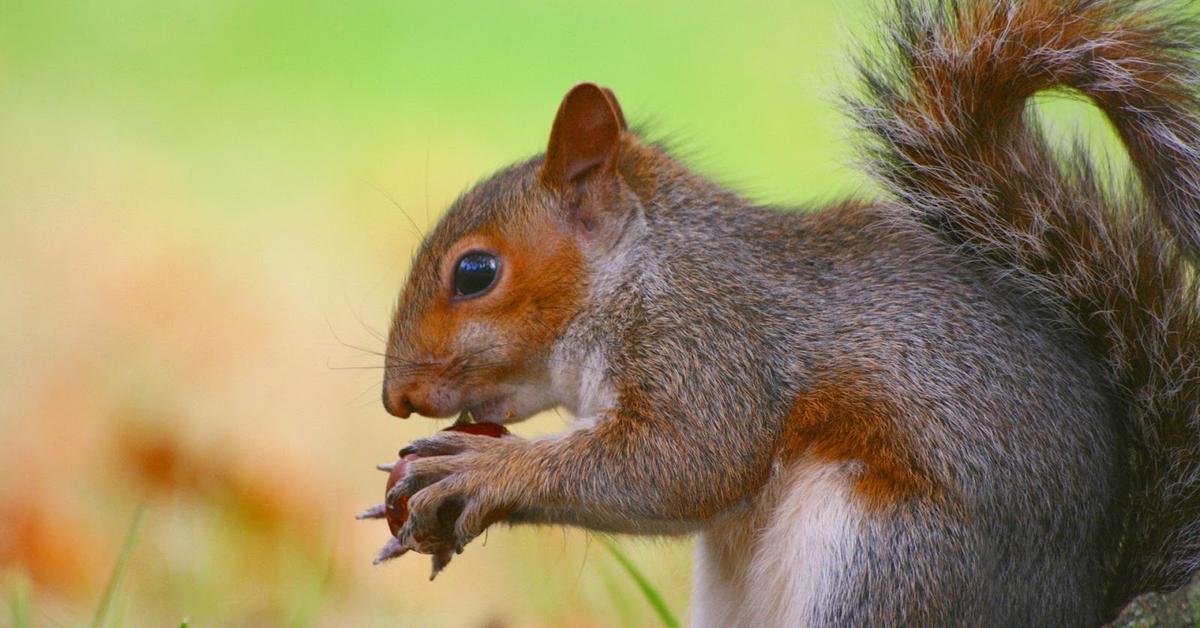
[389,431,522,557]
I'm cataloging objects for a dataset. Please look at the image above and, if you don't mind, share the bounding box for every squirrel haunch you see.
[781,377,941,511]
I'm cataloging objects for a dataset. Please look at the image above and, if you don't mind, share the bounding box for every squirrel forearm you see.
[502,412,771,534]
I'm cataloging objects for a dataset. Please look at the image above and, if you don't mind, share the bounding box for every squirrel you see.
[363,0,1200,624]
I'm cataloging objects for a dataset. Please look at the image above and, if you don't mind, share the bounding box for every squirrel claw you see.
[356,503,387,520]
[429,550,453,580]
[372,537,408,565]
[376,462,395,472]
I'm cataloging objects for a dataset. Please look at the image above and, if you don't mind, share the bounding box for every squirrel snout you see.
[382,384,415,419]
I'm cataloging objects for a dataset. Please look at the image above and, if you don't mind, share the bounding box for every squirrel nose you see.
[382,385,414,419]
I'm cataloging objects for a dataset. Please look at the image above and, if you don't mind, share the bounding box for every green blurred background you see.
[0,0,1115,626]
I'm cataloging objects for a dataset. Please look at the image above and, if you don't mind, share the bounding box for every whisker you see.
[369,176,424,239]
[329,355,419,368]
[326,363,389,371]
[343,292,389,344]
[348,378,385,409]
[380,366,440,382]
[379,363,447,385]
[324,315,390,358]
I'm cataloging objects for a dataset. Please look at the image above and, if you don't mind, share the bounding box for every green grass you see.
[600,537,681,628]
[8,573,30,628]
[285,536,336,628]
[92,505,147,628]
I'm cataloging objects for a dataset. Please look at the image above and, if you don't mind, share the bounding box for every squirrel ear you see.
[542,83,624,189]
[600,87,628,132]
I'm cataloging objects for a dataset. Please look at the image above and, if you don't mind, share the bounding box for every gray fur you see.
[381,0,1200,623]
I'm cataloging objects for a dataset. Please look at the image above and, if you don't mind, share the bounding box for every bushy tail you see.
[850,0,1200,606]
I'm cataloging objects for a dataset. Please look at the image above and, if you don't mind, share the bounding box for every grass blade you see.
[91,504,147,628]
[9,572,30,628]
[597,536,680,628]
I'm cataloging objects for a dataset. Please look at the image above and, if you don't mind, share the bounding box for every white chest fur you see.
[690,458,865,627]
[549,343,616,422]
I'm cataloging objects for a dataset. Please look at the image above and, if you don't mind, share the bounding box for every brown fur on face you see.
[383,163,590,421]
[424,216,588,378]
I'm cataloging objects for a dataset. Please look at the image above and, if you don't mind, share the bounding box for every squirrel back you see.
[850,0,1200,599]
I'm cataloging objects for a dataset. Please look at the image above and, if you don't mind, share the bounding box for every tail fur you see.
[850,0,1200,604]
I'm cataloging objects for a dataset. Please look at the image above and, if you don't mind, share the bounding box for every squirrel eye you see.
[453,252,499,297]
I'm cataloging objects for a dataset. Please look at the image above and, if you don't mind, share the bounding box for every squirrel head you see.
[382,83,638,423]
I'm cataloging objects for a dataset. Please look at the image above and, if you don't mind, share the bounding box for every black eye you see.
[453,252,499,297]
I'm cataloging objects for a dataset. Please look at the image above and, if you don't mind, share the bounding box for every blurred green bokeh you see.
[0,0,1124,626]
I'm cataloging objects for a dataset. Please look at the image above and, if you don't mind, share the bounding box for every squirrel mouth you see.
[466,399,515,424]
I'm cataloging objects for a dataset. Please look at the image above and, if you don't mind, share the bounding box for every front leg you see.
[391,409,774,554]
